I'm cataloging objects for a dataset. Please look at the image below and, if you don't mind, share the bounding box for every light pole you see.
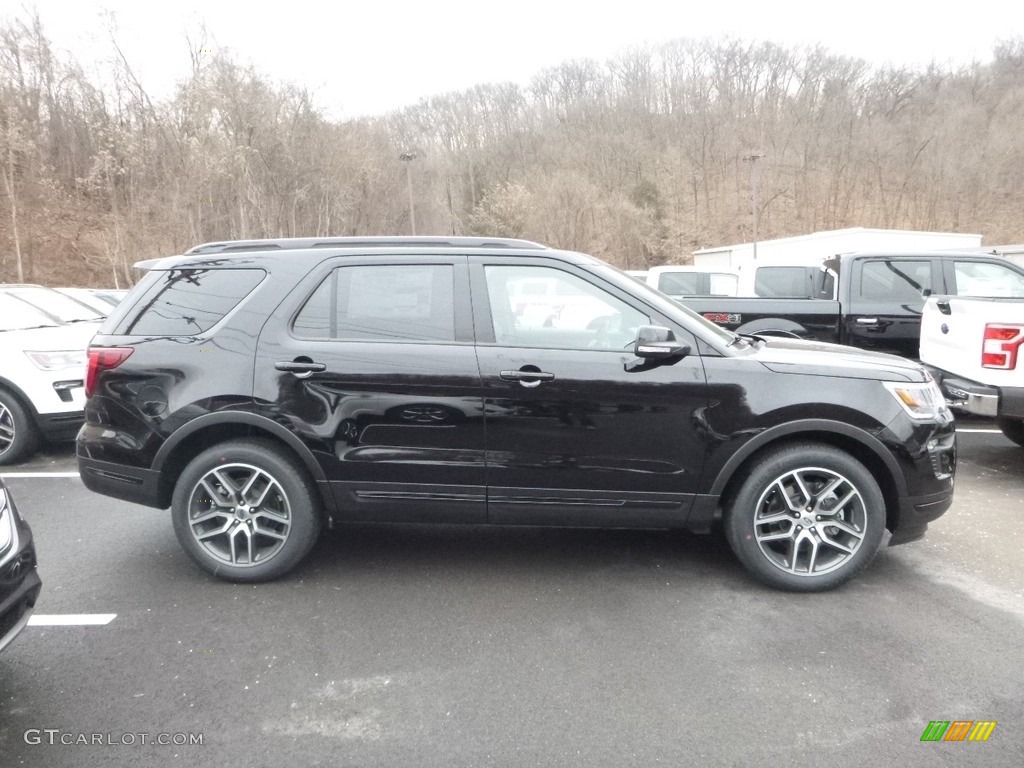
[743,153,765,261]
[400,152,416,235]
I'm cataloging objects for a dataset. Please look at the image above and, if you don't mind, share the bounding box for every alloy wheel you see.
[186,463,292,567]
[752,467,868,577]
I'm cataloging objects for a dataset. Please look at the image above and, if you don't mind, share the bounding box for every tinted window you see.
[859,260,932,302]
[485,265,649,350]
[656,272,700,296]
[954,261,1024,297]
[293,264,455,342]
[755,267,814,298]
[127,269,265,335]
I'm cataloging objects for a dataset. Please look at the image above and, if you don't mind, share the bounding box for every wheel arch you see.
[152,412,334,515]
[0,378,42,423]
[735,317,808,338]
[709,420,906,533]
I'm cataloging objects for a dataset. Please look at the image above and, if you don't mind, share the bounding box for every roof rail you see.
[184,236,548,255]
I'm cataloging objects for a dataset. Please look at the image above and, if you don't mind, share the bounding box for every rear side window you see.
[126,269,265,336]
[656,272,700,295]
[755,267,813,298]
[859,260,932,302]
[293,264,455,342]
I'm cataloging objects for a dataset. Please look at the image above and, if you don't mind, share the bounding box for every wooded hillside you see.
[2,12,1022,286]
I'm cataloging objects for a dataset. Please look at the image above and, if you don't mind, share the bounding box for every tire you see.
[996,418,1024,448]
[723,443,886,592]
[0,389,41,466]
[171,439,321,582]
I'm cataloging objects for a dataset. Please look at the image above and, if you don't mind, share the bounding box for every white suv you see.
[0,286,102,464]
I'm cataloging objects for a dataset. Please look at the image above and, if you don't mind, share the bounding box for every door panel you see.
[473,259,709,527]
[845,258,942,357]
[255,257,486,523]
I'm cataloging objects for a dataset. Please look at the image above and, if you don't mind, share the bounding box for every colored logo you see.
[920,720,997,742]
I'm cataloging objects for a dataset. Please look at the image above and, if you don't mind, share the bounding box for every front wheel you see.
[996,418,1024,448]
[171,439,321,582]
[724,443,886,591]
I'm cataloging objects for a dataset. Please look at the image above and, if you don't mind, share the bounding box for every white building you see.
[691,227,983,270]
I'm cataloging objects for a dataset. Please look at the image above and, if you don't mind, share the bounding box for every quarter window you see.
[293,264,455,342]
[127,269,265,335]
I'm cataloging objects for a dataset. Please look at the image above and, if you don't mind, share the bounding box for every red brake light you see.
[85,347,134,397]
[981,324,1024,370]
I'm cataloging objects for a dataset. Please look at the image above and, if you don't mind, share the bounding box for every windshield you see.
[3,286,104,323]
[0,292,62,330]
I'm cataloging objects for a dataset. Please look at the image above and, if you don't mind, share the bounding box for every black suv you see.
[76,237,957,591]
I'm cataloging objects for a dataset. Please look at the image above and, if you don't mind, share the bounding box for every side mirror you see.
[633,326,690,359]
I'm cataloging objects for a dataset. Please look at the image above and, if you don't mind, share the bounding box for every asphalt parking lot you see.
[0,419,1021,767]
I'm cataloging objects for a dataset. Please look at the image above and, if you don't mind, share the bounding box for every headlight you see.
[0,489,15,564]
[883,380,948,420]
[24,350,86,370]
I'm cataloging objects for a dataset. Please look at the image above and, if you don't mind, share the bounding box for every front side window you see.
[127,269,265,335]
[485,266,649,350]
[293,264,455,342]
[858,260,932,302]
[954,261,1024,297]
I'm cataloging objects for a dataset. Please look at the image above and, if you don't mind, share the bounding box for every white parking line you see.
[28,614,117,626]
[0,472,81,478]
[956,429,1002,434]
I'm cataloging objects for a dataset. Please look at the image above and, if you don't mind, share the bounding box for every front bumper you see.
[888,489,955,545]
[0,519,42,654]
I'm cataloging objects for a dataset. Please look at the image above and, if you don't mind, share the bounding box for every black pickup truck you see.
[680,251,1024,358]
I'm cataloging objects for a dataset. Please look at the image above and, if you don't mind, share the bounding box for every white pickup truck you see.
[920,295,1024,447]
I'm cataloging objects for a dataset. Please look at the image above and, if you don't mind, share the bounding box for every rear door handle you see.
[499,369,555,388]
[855,317,880,326]
[275,360,326,374]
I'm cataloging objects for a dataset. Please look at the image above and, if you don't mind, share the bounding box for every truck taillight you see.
[85,347,134,397]
[981,324,1024,370]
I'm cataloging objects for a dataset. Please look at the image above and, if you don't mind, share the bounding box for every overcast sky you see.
[22,0,1024,118]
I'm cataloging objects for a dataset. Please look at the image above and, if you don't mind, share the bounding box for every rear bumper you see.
[77,453,165,509]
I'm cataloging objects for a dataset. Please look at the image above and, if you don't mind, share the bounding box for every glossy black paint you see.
[77,239,957,547]
[0,479,42,654]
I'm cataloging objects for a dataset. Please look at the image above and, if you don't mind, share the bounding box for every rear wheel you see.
[0,390,41,466]
[724,443,886,591]
[171,439,321,582]
[996,418,1024,448]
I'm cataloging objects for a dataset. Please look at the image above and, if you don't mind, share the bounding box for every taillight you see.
[85,347,134,397]
[981,324,1024,370]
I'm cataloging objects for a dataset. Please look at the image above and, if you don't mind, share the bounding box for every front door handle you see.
[275,360,326,376]
[855,317,880,326]
[499,369,555,388]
